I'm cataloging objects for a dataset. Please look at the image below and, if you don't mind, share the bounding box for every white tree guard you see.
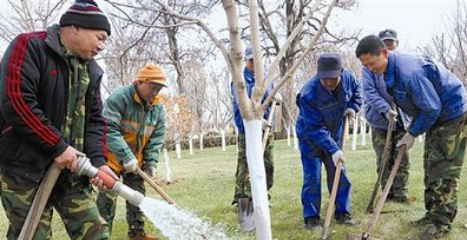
[419,134,423,143]
[163,148,172,183]
[352,117,358,151]
[175,142,181,159]
[286,126,291,147]
[292,125,299,150]
[199,132,204,150]
[221,129,226,151]
[189,137,194,155]
[243,120,272,240]
[361,117,367,146]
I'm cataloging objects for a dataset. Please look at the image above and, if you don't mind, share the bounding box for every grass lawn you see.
[1,136,467,239]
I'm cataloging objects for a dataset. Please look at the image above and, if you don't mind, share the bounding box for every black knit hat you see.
[59,0,111,36]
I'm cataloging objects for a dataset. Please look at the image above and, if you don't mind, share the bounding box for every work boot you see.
[304,217,322,231]
[410,215,432,227]
[417,223,448,240]
[130,231,159,240]
[335,213,355,225]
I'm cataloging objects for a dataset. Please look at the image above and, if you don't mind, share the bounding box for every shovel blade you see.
[237,198,255,232]
[346,234,381,240]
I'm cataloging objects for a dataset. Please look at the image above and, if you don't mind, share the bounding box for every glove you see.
[123,158,138,173]
[144,165,157,178]
[396,132,415,150]
[344,108,356,125]
[274,93,283,103]
[331,150,346,166]
[385,109,398,121]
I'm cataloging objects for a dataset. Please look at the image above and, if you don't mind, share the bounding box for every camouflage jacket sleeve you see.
[143,105,166,167]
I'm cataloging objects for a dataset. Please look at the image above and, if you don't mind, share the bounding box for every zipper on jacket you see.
[136,104,150,153]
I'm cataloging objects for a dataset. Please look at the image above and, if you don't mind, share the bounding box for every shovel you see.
[19,162,62,240]
[136,167,175,205]
[366,117,395,213]
[237,99,277,232]
[321,116,349,240]
[346,145,407,240]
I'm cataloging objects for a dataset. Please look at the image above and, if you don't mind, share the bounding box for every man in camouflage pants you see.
[234,132,274,202]
[362,29,411,203]
[231,46,276,205]
[0,0,114,239]
[357,35,467,239]
[97,63,167,240]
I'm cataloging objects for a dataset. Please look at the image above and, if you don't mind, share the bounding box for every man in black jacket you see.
[0,0,116,239]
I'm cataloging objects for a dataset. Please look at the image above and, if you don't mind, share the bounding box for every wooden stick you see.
[136,167,175,205]
[19,162,61,240]
[366,117,395,213]
[321,117,349,240]
[262,100,277,152]
[362,146,407,239]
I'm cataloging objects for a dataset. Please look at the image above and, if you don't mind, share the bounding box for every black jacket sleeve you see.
[0,33,68,158]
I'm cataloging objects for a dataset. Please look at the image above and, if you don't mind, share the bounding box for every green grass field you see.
[1,136,467,239]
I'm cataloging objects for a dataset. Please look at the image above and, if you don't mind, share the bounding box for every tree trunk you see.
[163,148,172,183]
[189,137,194,155]
[244,120,271,240]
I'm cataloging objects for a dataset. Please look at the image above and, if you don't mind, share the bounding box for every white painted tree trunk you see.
[175,142,181,159]
[163,148,172,183]
[369,126,372,139]
[221,129,226,151]
[419,134,423,143]
[361,117,367,146]
[199,132,204,150]
[292,125,299,150]
[286,126,291,147]
[244,120,271,240]
[189,137,194,155]
[352,119,358,151]
[346,123,350,141]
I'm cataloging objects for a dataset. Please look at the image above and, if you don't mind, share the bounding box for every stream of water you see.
[139,197,232,240]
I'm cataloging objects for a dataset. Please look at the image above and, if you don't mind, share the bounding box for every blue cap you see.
[378,29,397,41]
[317,53,343,79]
[244,46,253,60]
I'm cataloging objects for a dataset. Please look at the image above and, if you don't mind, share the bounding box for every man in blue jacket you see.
[356,35,467,239]
[231,46,275,205]
[362,29,411,203]
[296,53,362,231]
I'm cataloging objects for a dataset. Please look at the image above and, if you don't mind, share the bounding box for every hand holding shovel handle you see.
[136,167,175,205]
[321,116,349,240]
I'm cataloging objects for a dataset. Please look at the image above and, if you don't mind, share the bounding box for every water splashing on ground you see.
[139,197,232,240]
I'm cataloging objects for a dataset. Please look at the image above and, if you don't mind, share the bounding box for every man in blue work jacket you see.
[230,46,275,206]
[296,53,362,231]
[356,35,467,240]
[362,29,411,203]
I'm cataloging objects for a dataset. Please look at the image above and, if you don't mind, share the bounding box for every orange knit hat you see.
[135,63,167,86]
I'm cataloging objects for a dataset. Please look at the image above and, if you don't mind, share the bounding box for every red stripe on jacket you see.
[6,32,59,146]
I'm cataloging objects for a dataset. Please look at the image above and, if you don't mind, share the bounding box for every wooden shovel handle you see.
[364,145,407,237]
[19,162,62,240]
[262,100,277,153]
[136,167,175,205]
[366,117,396,213]
[322,117,349,239]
